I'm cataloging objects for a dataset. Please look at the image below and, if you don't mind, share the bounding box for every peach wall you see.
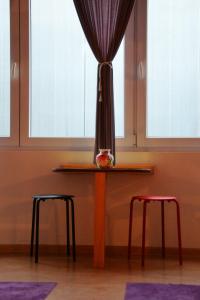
[0,150,199,248]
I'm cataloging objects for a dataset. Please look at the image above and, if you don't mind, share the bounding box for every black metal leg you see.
[69,198,76,262]
[35,199,41,263]
[66,200,70,256]
[30,198,37,257]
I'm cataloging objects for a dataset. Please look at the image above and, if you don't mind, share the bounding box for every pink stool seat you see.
[132,195,176,201]
[128,195,182,266]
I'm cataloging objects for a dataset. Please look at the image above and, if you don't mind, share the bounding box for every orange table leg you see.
[94,172,106,268]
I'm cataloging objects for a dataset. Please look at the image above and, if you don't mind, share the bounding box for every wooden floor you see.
[0,255,200,299]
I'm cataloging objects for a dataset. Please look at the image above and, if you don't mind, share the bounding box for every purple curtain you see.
[73,0,135,164]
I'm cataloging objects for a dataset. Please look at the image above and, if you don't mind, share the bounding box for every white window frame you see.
[19,0,135,150]
[0,0,19,147]
[136,0,200,150]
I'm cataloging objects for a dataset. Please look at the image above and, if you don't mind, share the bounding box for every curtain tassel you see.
[98,61,112,102]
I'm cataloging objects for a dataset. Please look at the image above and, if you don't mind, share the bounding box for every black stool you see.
[30,194,76,263]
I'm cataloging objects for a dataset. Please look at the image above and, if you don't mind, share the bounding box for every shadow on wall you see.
[105,170,200,248]
[0,172,94,245]
[106,173,154,245]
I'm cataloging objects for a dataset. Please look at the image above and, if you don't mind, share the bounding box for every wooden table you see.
[53,163,154,268]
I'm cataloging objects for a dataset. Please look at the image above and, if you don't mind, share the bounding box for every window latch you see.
[137,61,146,80]
[11,62,18,79]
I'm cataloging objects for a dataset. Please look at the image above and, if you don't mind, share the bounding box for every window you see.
[29,0,124,138]
[0,0,134,149]
[0,0,19,146]
[4,0,200,151]
[137,0,200,149]
[0,0,10,137]
[19,0,134,149]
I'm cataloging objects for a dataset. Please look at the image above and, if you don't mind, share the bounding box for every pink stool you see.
[128,195,182,266]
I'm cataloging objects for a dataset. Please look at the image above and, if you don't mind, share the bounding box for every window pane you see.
[147,0,200,138]
[29,0,124,138]
[0,0,10,137]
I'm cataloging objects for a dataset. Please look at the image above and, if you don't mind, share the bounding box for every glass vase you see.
[96,149,114,169]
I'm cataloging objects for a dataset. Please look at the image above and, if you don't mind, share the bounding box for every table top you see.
[53,163,154,174]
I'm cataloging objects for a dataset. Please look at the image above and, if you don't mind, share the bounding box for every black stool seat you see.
[30,194,76,263]
[33,194,74,200]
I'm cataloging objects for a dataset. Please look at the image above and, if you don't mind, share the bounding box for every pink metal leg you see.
[173,200,183,265]
[161,201,165,258]
[141,201,147,266]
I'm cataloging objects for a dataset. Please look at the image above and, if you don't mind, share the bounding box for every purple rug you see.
[125,283,200,300]
[0,282,56,300]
